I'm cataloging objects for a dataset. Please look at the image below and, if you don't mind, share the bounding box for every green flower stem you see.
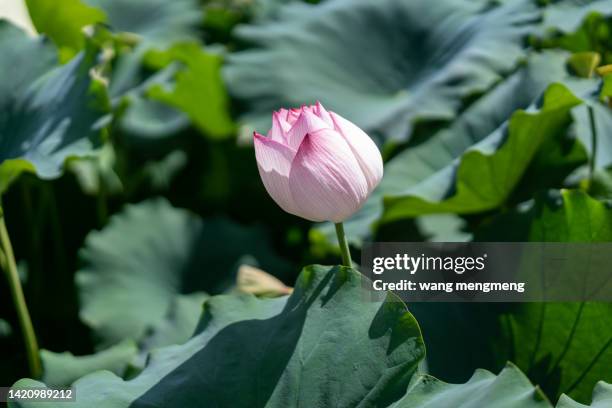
[334,222,352,267]
[0,208,42,379]
[587,104,598,186]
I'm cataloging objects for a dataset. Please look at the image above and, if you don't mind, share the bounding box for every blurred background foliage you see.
[1,0,612,405]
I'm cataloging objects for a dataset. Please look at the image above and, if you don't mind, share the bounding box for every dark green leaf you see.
[26,0,204,140]
[473,190,612,402]
[145,43,235,139]
[25,0,105,58]
[314,51,571,245]
[118,97,189,140]
[11,264,612,407]
[225,0,537,142]
[13,265,425,407]
[382,83,582,220]
[76,198,290,349]
[571,97,612,171]
[0,21,108,194]
[27,0,201,52]
[496,191,612,402]
[391,363,550,408]
[557,381,612,407]
[84,0,200,48]
[40,341,137,387]
[542,0,612,34]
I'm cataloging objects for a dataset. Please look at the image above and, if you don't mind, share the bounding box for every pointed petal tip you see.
[254,131,267,141]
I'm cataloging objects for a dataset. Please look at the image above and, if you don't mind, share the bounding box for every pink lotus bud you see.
[254,102,383,223]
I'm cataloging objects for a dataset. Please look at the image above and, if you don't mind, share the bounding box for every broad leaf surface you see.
[13,265,426,407]
[314,52,571,245]
[571,98,612,170]
[26,0,200,52]
[461,190,612,403]
[391,363,550,408]
[118,96,189,140]
[11,267,612,407]
[225,0,537,142]
[382,83,583,220]
[557,382,612,408]
[25,0,105,58]
[493,191,612,402]
[26,0,204,140]
[0,21,55,114]
[84,0,200,47]
[76,198,291,349]
[114,62,190,140]
[84,0,202,139]
[40,340,137,387]
[0,21,108,194]
[145,43,235,139]
[542,0,612,34]
[397,191,612,404]
[95,0,203,140]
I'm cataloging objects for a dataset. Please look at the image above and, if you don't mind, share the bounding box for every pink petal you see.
[313,101,333,126]
[288,128,369,222]
[267,111,291,142]
[286,108,301,125]
[253,132,299,214]
[330,112,383,191]
[287,109,331,150]
[278,108,290,121]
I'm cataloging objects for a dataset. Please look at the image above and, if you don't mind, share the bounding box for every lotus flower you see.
[254,102,383,223]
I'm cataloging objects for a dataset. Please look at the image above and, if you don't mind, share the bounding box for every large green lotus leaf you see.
[83,0,200,47]
[137,292,209,355]
[0,21,108,194]
[26,0,203,139]
[557,382,612,408]
[313,51,570,246]
[391,363,550,408]
[25,0,105,58]
[496,191,612,402]
[382,83,584,221]
[0,20,56,92]
[454,190,612,403]
[145,43,235,139]
[251,0,297,19]
[504,300,612,404]
[98,0,202,140]
[85,0,201,100]
[76,198,291,349]
[571,97,612,170]
[113,60,191,140]
[40,340,137,387]
[105,12,235,142]
[12,265,425,407]
[118,96,189,140]
[477,190,612,243]
[11,266,612,407]
[26,0,200,52]
[542,0,612,33]
[403,191,612,404]
[225,0,537,142]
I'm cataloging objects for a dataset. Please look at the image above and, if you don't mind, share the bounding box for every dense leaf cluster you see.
[1,0,612,406]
